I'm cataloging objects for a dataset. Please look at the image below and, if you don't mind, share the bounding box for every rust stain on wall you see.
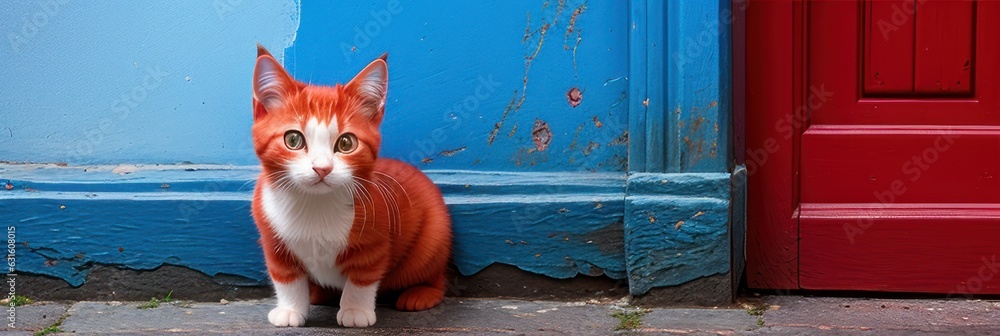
[488,93,518,146]
[682,101,720,165]
[421,146,468,164]
[566,123,584,163]
[690,116,706,132]
[566,123,583,150]
[564,3,586,48]
[583,141,599,156]
[609,131,628,146]
[512,146,546,167]
[439,146,467,157]
[493,1,576,147]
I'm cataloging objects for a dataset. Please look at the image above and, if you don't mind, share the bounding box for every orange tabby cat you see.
[250,45,452,328]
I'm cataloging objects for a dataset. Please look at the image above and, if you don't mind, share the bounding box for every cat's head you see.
[251,44,387,195]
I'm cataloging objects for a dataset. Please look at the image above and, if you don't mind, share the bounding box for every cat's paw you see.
[268,307,307,327]
[396,285,444,311]
[337,307,376,328]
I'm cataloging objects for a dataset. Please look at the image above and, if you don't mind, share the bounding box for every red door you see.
[745,0,1000,295]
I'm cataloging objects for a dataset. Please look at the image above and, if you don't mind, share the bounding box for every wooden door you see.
[746,0,1000,294]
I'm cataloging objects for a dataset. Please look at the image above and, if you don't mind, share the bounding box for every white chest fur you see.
[261,185,355,289]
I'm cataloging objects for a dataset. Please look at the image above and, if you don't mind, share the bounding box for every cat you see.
[250,44,452,328]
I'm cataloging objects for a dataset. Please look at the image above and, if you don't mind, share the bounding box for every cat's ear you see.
[346,55,388,120]
[253,44,296,120]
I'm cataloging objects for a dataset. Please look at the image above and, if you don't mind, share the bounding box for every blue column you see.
[624,0,741,304]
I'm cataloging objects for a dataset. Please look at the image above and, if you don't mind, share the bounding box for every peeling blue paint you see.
[1,165,627,286]
[622,0,735,297]
[624,172,731,295]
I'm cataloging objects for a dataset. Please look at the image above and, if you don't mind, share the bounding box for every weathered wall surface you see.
[0,0,299,165]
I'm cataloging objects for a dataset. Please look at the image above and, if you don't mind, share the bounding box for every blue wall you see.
[284,0,629,172]
[0,0,299,165]
[0,0,630,173]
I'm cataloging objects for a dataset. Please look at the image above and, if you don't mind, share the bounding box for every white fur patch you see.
[338,280,379,327]
[262,179,354,289]
[268,277,309,327]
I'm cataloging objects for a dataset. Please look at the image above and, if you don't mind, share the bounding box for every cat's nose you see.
[312,165,332,179]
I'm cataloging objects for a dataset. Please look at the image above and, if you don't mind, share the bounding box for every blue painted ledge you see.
[0,164,627,287]
[624,172,732,295]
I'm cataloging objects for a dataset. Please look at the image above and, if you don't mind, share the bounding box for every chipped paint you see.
[609,131,628,146]
[592,116,603,128]
[491,2,566,147]
[583,141,600,156]
[681,100,721,166]
[439,146,467,157]
[531,119,552,152]
[423,146,469,163]
[567,87,583,107]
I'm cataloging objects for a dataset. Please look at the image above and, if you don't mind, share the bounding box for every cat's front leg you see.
[337,280,378,328]
[269,276,310,327]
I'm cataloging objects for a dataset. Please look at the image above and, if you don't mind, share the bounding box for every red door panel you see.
[864,1,915,95]
[914,0,974,95]
[801,126,1000,204]
[800,203,1000,293]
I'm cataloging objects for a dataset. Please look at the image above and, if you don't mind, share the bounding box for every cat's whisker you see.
[356,181,376,237]
[358,176,397,235]
[237,179,256,192]
[351,178,378,237]
[374,177,404,236]
[349,182,369,237]
[374,171,412,207]
[365,177,397,234]
[375,178,403,236]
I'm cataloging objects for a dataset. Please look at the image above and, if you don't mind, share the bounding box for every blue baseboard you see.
[1,164,628,286]
[624,172,732,296]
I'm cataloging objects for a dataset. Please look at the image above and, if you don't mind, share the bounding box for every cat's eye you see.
[284,131,305,150]
[336,133,358,153]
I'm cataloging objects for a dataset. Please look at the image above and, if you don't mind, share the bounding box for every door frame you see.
[743,0,806,289]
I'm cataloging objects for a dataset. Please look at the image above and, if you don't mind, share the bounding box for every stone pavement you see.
[6,296,1000,335]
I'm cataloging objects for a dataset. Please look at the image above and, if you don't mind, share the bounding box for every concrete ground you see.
[5,296,1000,335]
